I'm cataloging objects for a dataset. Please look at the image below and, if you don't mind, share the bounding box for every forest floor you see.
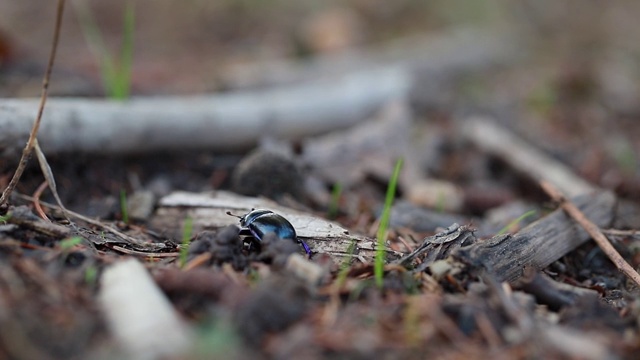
[1,1,640,359]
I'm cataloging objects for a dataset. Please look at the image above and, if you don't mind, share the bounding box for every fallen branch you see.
[461,117,595,197]
[540,180,640,287]
[0,29,515,157]
[418,117,638,284]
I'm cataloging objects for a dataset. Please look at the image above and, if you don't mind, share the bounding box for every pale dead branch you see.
[0,29,515,157]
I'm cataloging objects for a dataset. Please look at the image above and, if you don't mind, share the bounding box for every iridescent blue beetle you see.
[227,209,312,255]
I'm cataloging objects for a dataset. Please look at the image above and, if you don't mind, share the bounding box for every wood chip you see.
[99,259,192,359]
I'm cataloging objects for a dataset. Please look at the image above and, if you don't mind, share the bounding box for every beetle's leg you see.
[238,228,261,253]
[299,239,312,256]
[248,227,262,241]
[245,237,261,253]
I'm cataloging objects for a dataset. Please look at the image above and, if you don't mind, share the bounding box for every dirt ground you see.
[1,1,640,359]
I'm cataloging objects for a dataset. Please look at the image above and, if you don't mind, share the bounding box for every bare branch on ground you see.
[0,30,515,157]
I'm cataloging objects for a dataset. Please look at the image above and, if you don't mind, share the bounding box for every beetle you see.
[227,209,312,255]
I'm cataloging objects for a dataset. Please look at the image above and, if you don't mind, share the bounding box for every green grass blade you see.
[328,183,342,219]
[84,265,98,286]
[336,240,357,287]
[179,216,194,268]
[375,158,403,289]
[59,236,83,250]
[73,1,134,99]
[114,2,135,99]
[73,0,115,92]
[496,209,537,235]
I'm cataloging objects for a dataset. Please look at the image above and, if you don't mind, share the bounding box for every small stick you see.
[540,180,640,287]
[110,245,180,258]
[474,312,502,348]
[182,252,212,271]
[602,229,639,238]
[32,181,51,222]
[396,235,415,253]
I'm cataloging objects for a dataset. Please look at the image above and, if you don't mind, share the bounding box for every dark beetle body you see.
[241,211,297,242]
[232,209,311,255]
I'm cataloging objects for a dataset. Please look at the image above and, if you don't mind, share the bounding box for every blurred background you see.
[0,0,638,99]
[1,0,639,198]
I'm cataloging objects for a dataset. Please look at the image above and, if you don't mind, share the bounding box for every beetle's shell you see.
[236,209,311,255]
[246,212,297,241]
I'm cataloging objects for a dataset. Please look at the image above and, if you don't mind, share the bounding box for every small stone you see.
[127,190,156,221]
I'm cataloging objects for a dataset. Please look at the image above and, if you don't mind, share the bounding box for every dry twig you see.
[182,252,212,271]
[32,181,51,222]
[602,228,640,238]
[0,0,65,207]
[540,180,640,287]
[16,194,161,250]
[109,245,179,258]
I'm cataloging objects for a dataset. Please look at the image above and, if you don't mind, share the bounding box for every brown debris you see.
[514,267,599,311]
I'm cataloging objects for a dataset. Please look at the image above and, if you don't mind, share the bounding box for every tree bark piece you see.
[540,180,640,287]
[454,191,616,283]
[394,223,476,271]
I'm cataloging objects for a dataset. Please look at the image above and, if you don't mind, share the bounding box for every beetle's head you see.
[240,209,273,226]
[227,208,272,227]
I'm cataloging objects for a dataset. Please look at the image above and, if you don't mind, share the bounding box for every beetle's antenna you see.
[226,211,242,219]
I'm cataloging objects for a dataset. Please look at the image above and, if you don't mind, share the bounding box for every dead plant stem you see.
[0,0,65,207]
